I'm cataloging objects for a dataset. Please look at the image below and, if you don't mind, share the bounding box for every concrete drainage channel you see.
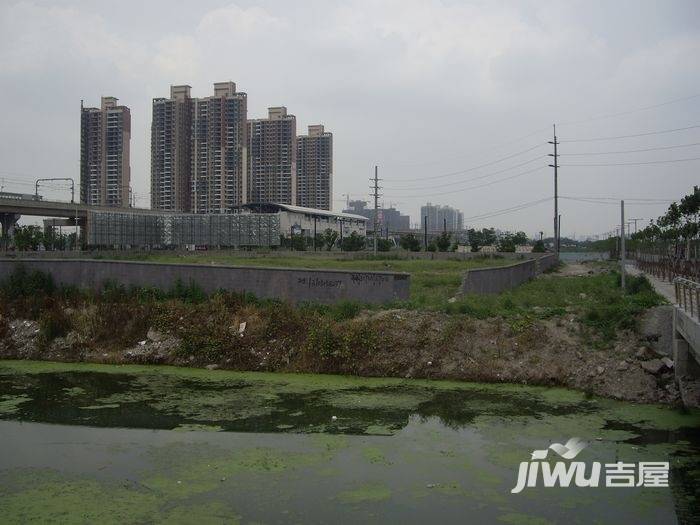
[460,254,559,295]
[0,254,556,305]
[0,259,410,305]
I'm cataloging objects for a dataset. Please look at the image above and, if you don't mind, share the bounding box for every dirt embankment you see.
[0,306,680,405]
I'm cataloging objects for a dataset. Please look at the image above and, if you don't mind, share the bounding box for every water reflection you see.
[0,364,698,524]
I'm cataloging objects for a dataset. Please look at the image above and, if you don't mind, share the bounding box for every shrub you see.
[168,279,206,303]
[435,232,451,252]
[0,266,55,297]
[340,232,366,251]
[377,238,393,252]
[399,233,422,252]
[38,304,71,342]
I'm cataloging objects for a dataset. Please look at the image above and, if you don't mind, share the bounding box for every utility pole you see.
[370,166,382,255]
[620,200,626,291]
[548,124,559,254]
[629,218,642,235]
[424,216,428,250]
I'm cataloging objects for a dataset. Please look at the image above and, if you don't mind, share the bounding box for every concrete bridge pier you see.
[0,213,20,249]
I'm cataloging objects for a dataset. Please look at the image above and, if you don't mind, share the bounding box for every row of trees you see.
[632,186,700,255]
[397,229,538,253]
[5,225,76,251]
[282,229,367,251]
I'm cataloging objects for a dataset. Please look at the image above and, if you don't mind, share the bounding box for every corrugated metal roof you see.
[240,203,368,222]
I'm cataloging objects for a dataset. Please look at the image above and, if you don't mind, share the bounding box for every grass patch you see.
[443,270,664,344]
[103,252,511,309]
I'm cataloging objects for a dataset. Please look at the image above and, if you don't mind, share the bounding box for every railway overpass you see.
[0,193,162,245]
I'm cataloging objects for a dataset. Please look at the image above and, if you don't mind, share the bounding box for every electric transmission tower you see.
[370,166,382,254]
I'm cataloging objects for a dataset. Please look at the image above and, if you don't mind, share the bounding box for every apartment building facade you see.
[296,124,332,210]
[420,203,464,231]
[80,97,131,207]
[151,85,193,212]
[151,82,248,213]
[247,107,296,205]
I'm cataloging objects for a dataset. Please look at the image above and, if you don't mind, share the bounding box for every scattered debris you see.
[640,359,665,375]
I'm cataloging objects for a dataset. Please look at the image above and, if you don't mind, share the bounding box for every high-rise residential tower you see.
[151,82,248,213]
[247,107,296,205]
[420,203,464,231]
[296,124,332,210]
[80,96,131,207]
[151,85,193,212]
[192,82,248,213]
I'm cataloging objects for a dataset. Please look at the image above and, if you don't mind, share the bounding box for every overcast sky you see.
[1,0,699,238]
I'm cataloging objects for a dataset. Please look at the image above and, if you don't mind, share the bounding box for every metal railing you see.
[637,254,699,283]
[674,277,700,321]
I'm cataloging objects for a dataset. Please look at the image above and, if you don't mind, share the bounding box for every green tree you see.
[340,232,366,251]
[377,238,393,251]
[290,233,306,251]
[322,228,339,251]
[532,240,546,253]
[497,233,516,252]
[399,233,421,252]
[13,225,43,251]
[512,231,529,246]
[435,231,451,252]
[467,228,496,252]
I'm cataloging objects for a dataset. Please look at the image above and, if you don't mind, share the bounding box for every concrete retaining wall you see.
[1,250,540,261]
[0,259,410,305]
[460,254,558,295]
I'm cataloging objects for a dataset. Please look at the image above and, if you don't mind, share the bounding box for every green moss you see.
[362,446,391,465]
[0,470,161,524]
[498,512,554,525]
[0,394,30,415]
[62,386,86,397]
[336,482,392,503]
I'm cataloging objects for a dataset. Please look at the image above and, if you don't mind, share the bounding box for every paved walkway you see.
[625,263,677,304]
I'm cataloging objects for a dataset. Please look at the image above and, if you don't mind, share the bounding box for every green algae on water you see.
[336,482,392,504]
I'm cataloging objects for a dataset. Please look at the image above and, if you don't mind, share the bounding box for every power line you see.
[559,141,700,156]
[380,127,551,169]
[561,196,676,206]
[382,143,546,182]
[561,156,700,167]
[559,124,700,143]
[383,155,546,190]
[385,166,545,198]
[462,197,552,222]
[561,195,676,202]
[558,93,700,127]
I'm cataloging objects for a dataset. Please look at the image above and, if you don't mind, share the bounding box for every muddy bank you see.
[0,307,681,406]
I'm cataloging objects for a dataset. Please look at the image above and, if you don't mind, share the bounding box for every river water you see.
[0,361,698,524]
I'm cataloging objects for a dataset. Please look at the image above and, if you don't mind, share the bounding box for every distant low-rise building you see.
[515,245,533,253]
[343,200,410,231]
[479,245,498,253]
[236,202,366,239]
